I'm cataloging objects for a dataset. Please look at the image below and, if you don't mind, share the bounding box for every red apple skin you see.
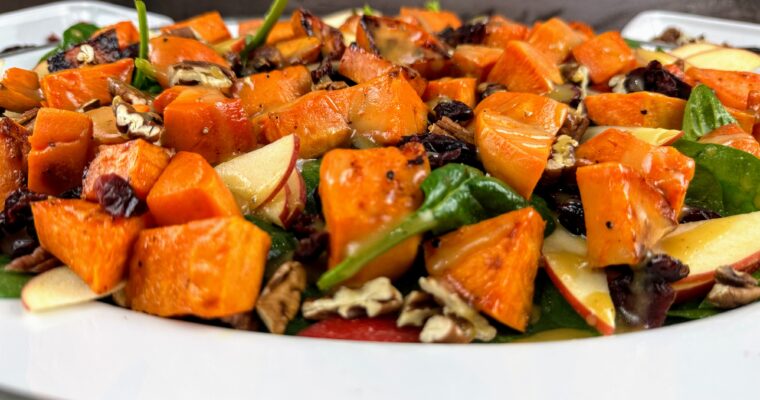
[673,252,760,303]
[260,135,300,207]
[283,170,306,227]
[544,260,615,336]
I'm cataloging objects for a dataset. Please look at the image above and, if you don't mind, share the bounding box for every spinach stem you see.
[240,0,290,62]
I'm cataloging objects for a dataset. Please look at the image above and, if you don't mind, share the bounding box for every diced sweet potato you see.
[82,139,170,201]
[147,151,241,226]
[91,21,139,49]
[451,45,503,82]
[572,31,636,84]
[290,8,345,59]
[424,208,545,332]
[569,21,595,39]
[685,68,760,111]
[32,199,149,294]
[156,86,255,165]
[422,77,477,108]
[584,92,685,129]
[699,123,760,158]
[527,18,586,64]
[149,36,230,87]
[487,41,563,95]
[475,109,557,198]
[483,16,529,49]
[40,59,133,111]
[275,36,322,65]
[160,11,231,44]
[338,43,427,95]
[576,128,695,214]
[0,118,29,207]
[728,107,756,133]
[577,163,676,267]
[234,65,312,119]
[28,108,93,195]
[320,144,429,286]
[399,7,462,33]
[0,68,42,112]
[474,91,569,135]
[238,20,295,44]
[126,217,270,318]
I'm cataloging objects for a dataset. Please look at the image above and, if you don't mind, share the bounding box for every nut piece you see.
[112,96,164,142]
[397,290,441,328]
[255,261,308,334]
[706,266,760,309]
[168,61,235,91]
[420,314,475,344]
[75,44,96,65]
[76,98,102,113]
[3,246,59,274]
[221,312,259,331]
[428,116,475,144]
[302,277,403,320]
[108,78,151,106]
[418,277,496,342]
[546,134,579,171]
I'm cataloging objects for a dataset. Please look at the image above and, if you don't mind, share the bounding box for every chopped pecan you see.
[706,266,760,309]
[313,80,349,91]
[428,116,475,144]
[168,61,235,92]
[108,78,151,106]
[302,277,403,320]
[163,26,201,40]
[220,312,259,331]
[4,246,59,274]
[545,135,579,172]
[419,314,475,344]
[75,99,101,113]
[418,277,496,342]
[397,290,441,328]
[112,96,164,142]
[256,261,308,334]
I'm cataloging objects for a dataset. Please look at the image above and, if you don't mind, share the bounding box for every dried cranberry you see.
[432,100,474,124]
[290,213,329,261]
[93,174,145,218]
[624,60,692,100]
[10,238,37,258]
[1,188,46,234]
[555,194,586,236]
[678,207,721,223]
[398,133,479,169]
[438,22,487,47]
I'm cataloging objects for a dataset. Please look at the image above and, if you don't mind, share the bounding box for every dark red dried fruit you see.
[432,100,474,124]
[678,207,721,223]
[624,60,692,100]
[1,188,46,235]
[554,193,586,236]
[438,22,487,47]
[290,212,329,262]
[398,133,478,169]
[93,174,145,218]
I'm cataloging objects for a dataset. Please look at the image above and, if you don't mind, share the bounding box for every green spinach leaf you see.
[40,22,100,62]
[0,269,32,298]
[245,216,297,276]
[682,84,737,141]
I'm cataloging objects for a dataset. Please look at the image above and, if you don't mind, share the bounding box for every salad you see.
[1,0,760,344]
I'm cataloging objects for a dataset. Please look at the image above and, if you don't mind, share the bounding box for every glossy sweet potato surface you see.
[0,119,29,207]
[527,18,586,64]
[699,123,760,158]
[0,68,42,112]
[572,31,636,84]
[160,11,231,44]
[487,41,563,95]
[149,36,229,87]
[686,68,760,111]
[422,77,477,108]
[40,59,134,111]
[585,92,685,129]
[451,45,504,82]
[235,65,312,119]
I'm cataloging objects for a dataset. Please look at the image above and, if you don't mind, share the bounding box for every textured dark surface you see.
[0,0,759,30]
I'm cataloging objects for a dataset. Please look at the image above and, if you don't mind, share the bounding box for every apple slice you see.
[215,134,299,212]
[636,48,678,67]
[542,227,616,335]
[654,210,760,302]
[670,43,719,59]
[22,267,125,312]
[582,126,683,146]
[254,168,306,227]
[686,48,760,72]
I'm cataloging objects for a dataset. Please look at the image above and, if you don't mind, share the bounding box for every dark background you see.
[0,0,759,30]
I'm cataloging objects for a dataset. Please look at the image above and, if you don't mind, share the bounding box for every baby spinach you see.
[300,159,322,215]
[317,163,554,290]
[681,84,737,141]
[40,22,100,62]
[0,270,31,299]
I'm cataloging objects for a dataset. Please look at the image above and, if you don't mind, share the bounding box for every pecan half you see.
[302,277,403,320]
[255,261,308,334]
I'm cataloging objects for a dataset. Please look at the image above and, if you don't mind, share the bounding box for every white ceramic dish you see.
[622,10,760,48]
[2,7,760,400]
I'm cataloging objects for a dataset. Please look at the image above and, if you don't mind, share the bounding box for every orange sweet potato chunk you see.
[423,77,477,108]
[527,18,586,64]
[0,118,29,207]
[234,65,312,118]
[584,92,685,129]
[451,45,503,82]
[487,41,563,95]
[320,144,430,286]
[157,86,255,165]
[32,199,149,294]
[160,11,231,44]
[474,91,569,135]
[0,68,42,112]
[572,31,636,84]
[399,7,462,33]
[82,139,170,201]
[238,20,294,44]
[146,151,241,226]
[40,59,134,111]
[576,128,695,214]
[92,21,139,49]
[577,163,676,268]
[425,208,545,332]
[126,217,270,318]
[686,68,760,111]
[699,123,760,158]
[149,36,229,87]
[483,16,529,49]
[338,43,427,95]
[275,37,322,65]
[28,108,93,195]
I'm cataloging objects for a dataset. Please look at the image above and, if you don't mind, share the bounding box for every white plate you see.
[622,10,760,48]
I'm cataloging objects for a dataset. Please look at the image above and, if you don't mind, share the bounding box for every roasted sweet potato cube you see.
[275,36,322,65]
[474,91,569,135]
[320,144,429,286]
[92,21,139,49]
[147,151,241,226]
[475,110,556,198]
[126,217,270,318]
[0,68,42,112]
[0,118,30,206]
[685,68,760,111]
[28,108,93,195]
[487,41,563,95]
[40,59,134,111]
[82,139,171,201]
[399,7,462,33]
[569,21,595,39]
[572,31,636,84]
[338,43,427,95]
[699,123,760,158]
[238,20,294,44]
[32,199,149,293]
[576,128,695,214]
[727,107,756,133]
[451,45,503,82]
[483,16,529,49]
[584,92,685,129]
[157,86,255,165]
[577,163,677,267]
[160,11,231,44]
[423,77,477,108]
[527,18,586,64]
[234,65,312,119]
[290,8,345,59]
[149,36,230,87]
[424,208,545,332]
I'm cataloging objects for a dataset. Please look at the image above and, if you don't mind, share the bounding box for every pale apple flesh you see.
[253,168,306,228]
[542,227,616,335]
[22,267,125,312]
[582,126,683,146]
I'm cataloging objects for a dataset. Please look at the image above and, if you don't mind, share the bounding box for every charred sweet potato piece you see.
[572,31,636,84]
[576,128,695,214]
[423,77,477,108]
[424,208,545,332]
[475,110,557,198]
[474,91,569,135]
[28,108,93,195]
[0,119,30,206]
[338,43,427,95]
[451,45,503,82]
[40,59,134,111]
[126,217,270,318]
[399,7,462,33]
[32,199,149,294]
[92,21,139,49]
[0,68,42,112]
[239,20,295,44]
[290,8,345,59]
[274,36,322,65]
[487,41,563,95]
[699,123,760,158]
[149,36,229,87]
[156,86,255,165]
[320,143,429,286]
[577,162,677,267]
[685,68,760,111]
[146,151,241,226]
[160,11,231,44]
[82,139,170,201]
[527,18,586,64]
[234,65,312,118]
[584,92,685,129]
[483,16,530,49]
